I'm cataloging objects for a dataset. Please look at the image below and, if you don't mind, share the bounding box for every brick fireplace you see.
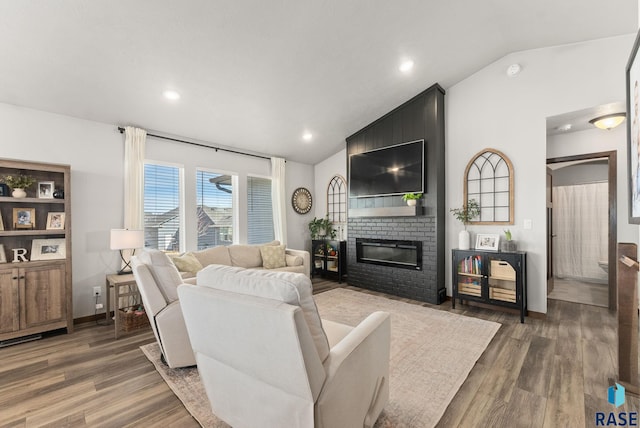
[345,84,446,304]
[348,216,442,303]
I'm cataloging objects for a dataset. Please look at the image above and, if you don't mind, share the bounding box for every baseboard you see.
[74,312,113,325]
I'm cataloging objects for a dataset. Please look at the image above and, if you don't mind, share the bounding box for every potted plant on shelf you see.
[450,199,480,250]
[1,174,36,199]
[402,192,423,206]
[308,216,337,240]
[501,229,517,252]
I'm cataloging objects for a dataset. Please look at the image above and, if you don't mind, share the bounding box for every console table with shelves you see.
[452,249,527,323]
[0,159,72,342]
[311,240,346,283]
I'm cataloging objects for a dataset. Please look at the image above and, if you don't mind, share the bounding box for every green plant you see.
[401,192,423,201]
[1,174,36,189]
[504,229,512,241]
[308,216,336,239]
[450,199,480,228]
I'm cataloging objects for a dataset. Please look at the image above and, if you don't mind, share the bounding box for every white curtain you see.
[123,126,146,253]
[552,182,608,281]
[271,157,287,245]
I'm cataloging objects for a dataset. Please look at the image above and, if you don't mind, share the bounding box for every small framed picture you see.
[475,233,500,251]
[31,238,66,260]
[38,181,55,199]
[0,244,6,263]
[13,208,35,229]
[46,212,65,230]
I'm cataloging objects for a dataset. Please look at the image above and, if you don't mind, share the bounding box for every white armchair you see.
[131,250,196,368]
[178,266,390,428]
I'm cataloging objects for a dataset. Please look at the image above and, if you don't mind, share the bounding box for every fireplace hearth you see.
[356,238,422,270]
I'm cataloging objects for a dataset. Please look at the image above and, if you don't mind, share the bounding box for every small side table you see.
[105,273,142,339]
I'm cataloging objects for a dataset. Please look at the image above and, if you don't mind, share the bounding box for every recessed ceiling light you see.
[399,60,414,73]
[506,64,521,77]
[302,132,313,141]
[163,90,180,101]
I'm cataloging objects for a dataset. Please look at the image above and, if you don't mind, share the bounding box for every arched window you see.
[464,149,514,224]
[327,175,347,223]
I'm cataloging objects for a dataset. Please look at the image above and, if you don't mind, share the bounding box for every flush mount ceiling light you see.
[302,132,313,141]
[399,60,414,73]
[589,113,626,130]
[162,90,181,101]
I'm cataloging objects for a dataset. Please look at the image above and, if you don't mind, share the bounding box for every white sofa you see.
[170,240,311,278]
[179,264,391,428]
[130,243,312,368]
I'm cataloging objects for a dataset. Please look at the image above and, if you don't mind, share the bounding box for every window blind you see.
[247,176,274,244]
[144,163,181,252]
[196,170,234,250]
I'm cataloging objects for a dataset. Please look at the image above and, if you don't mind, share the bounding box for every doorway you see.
[546,151,617,310]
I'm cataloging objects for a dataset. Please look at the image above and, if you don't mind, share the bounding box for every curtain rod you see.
[117,127,272,161]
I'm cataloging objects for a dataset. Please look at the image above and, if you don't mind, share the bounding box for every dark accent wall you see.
[346,84,446,303]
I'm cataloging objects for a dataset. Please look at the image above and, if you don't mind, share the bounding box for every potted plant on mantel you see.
[308,216,337,240]
[402,192,423,206]
[450,199,480,250]
[1,174,36,199]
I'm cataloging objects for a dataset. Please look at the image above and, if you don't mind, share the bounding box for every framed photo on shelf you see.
[38,181,55,199]
[13,207,35,229]
[46,212,65,230]
[31,238,66,260]
[0,244,6,263]
[475,234,500,251]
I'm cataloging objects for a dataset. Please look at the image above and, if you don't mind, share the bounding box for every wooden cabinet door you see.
[20,264,66,329]
[0,268,20,334]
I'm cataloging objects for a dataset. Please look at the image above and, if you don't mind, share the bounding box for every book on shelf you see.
[458,255,482,275]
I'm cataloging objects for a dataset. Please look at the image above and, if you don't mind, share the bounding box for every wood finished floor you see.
[0,278,633,427]
[547,277,609,308]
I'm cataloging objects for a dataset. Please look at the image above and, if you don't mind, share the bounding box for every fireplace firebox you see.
[356,238,422,270]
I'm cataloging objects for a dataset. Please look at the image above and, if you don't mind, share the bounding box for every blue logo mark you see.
[608,383,625,408]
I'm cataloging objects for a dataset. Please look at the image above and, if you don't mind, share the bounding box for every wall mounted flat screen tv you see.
[349,139,424,198]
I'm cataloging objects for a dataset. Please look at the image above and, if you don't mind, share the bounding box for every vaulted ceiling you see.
[0,1,636,164]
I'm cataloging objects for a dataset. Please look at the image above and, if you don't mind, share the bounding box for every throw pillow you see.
[260,244,286,269]
[169,252,203,274]
[285,254,303,266]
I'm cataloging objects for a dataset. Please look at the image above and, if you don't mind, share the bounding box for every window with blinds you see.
[247,176,274,244]
[144,163,182,252]
[196,169,234,250]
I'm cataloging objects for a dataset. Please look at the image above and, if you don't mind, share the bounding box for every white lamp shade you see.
[110,229,144,250]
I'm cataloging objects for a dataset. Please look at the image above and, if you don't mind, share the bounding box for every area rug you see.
[141,288,500,427]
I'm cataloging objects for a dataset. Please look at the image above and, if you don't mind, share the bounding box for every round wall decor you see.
[291,187,312,214]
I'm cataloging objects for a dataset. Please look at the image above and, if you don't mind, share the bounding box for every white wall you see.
[0,102,314,318]
[313,148,347,241]
[548,126,638,247]
[313,148,347,219]
[446,34,636,314]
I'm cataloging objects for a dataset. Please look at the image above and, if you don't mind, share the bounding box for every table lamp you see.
[110,229,144,275]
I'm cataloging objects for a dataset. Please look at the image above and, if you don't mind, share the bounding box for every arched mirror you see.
[464,149,514,224]
[327,175,347,223]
